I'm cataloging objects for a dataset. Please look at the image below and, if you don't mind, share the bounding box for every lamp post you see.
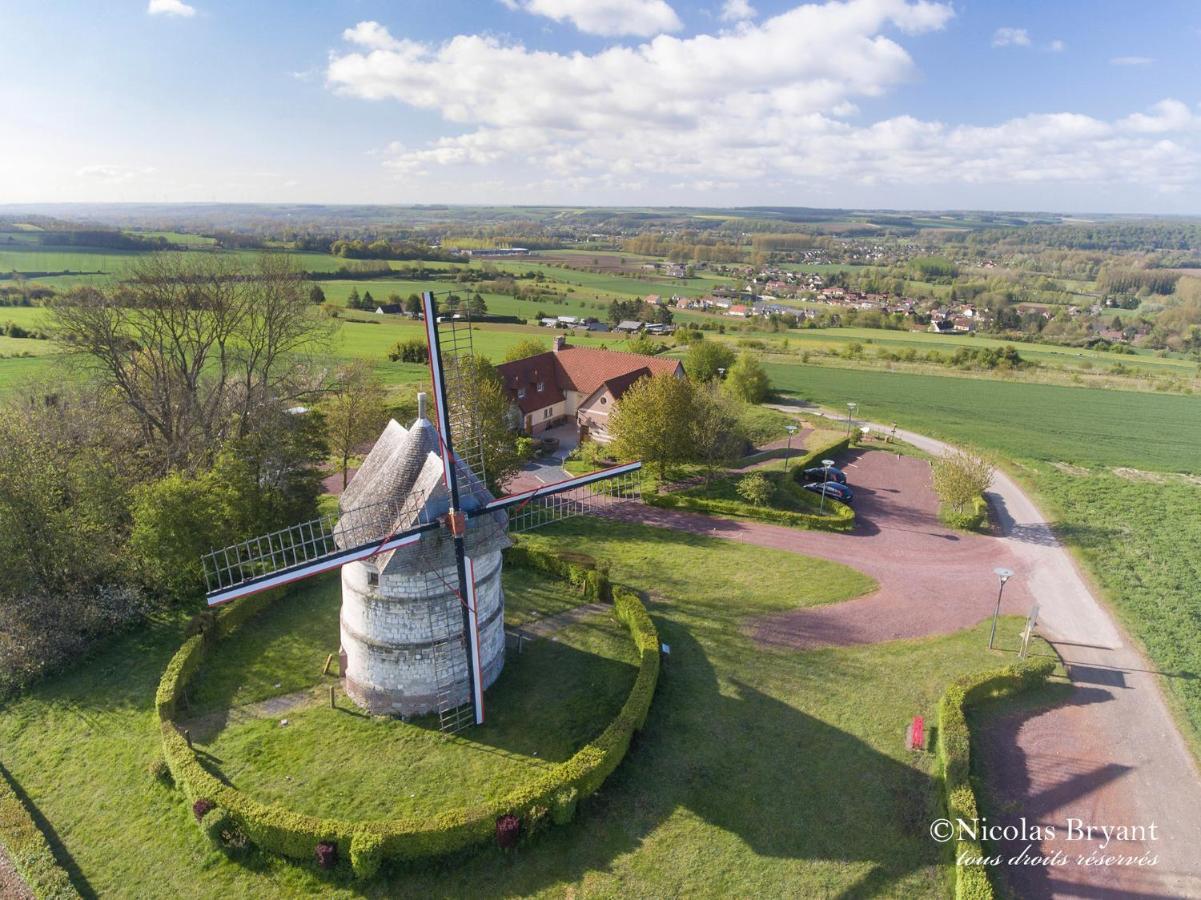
[818,457,835,515]
[783,424,798,471]
[988,567,1014,650]
[846,402,858,439]
[717,367,726,380]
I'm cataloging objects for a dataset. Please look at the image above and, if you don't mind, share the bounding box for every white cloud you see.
[503,0,683,37]
[325,3,1201,199]
[147,0,196,17]
[342,21,402,51]
[992,26,1030,47]
[1048,39,1066,52]
[1111,55,1153,66]
[720,0,757,23]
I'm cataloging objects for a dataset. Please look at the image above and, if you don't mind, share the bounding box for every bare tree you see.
[322,361,389,489]
[51,253,331,471]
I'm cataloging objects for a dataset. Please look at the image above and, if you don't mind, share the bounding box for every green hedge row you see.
[504,544,611,603]
[789,434,852,472]
[157,551,658,876]
[645,489,855,532]
[937,657,1056,900]
[0,765,79,899]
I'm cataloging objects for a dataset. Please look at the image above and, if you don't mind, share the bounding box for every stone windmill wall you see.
[335,401,509,716]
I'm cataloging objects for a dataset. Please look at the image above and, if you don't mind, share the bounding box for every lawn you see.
[0,514,1033,898]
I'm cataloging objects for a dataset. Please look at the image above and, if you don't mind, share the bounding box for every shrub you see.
[315,841,339,870]
[495,814,521,850]
[550,787,578,826]
[193,798,215,822]
[147,756,171,785]
[736,472,771,507]
[386,338,428,364]
[0,765,79,899]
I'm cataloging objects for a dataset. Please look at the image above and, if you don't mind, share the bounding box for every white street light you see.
[819,457,836,515]
[988,567,1014,650]
[783,424,798,471]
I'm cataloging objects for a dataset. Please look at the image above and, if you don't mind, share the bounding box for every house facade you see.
[496,336,684,443]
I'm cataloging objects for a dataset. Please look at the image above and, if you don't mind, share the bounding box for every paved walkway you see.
[602,418,1201,899]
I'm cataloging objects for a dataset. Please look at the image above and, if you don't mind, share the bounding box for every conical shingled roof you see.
[340,418,406,512]
[334,412,510,566]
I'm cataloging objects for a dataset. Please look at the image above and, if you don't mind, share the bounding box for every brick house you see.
[496,336,684,443]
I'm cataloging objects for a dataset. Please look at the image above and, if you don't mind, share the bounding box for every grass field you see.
[0,516,1037,898]
[767,362,1201,471]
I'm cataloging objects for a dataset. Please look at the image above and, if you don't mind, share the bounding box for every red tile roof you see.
[496,344,683,413]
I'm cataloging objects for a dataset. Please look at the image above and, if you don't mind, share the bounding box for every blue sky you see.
[2,0,1200,212]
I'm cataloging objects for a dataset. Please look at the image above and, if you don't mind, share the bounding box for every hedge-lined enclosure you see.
[156,546,659,877]
[937,657,1057,900]
[939,495,991,533]
[646,433,856,531]
[0,764,79,899]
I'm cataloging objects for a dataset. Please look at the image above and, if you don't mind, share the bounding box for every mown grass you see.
[0,514,1032,898]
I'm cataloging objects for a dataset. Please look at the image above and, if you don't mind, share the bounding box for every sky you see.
[2,0,1201,213]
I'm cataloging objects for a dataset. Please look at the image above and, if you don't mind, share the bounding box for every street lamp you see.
[717,367,726,380]
[818,457,835,515]
[988,567,1014,650]
[846,402,858,438]
[782,424,798,471]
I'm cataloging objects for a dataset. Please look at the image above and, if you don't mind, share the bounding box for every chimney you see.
[416,392,428,421]
[553,335,566,353]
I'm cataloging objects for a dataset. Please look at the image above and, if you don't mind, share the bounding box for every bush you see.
[156,548,660,874]
[386,338,429,363]
[193,798,215,822]
[940,495,990,532]
[147,756,171,785]
[736,472,771,507]
[938,657,1056,900]
[495,814,521,850]
[315,841,339,869]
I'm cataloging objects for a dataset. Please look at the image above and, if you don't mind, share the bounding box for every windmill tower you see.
[335,395,509,719]
[200,292,642,732]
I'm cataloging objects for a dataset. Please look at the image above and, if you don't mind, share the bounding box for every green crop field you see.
[768,362,1201,471]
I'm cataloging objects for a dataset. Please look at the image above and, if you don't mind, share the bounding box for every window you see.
[368,571,379,587]
[536,381,544,392]
[517,388,526,399]
[544,408,553,419]
[600,397,607,405]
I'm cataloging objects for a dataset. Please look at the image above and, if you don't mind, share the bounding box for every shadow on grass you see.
[374,619,944,898]
[0,763,95,900]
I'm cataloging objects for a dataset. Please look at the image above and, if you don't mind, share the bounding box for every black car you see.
[802,481,854,504]
[801,465,847,485]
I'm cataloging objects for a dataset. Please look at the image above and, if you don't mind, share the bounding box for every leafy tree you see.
[404,294,422,316]
[625,334,662,356]
[610,372,696,481]
[448,357,525,494]
[309,284,326,305]
[931,449,995,513]
[466,293,488,317]
[692,382,747,483]
[685,340,736,382]
[387,338,429,363]
[725,352,770,403]
[501,337,549,362]
[736,472,772,507]
[321,361,390,489]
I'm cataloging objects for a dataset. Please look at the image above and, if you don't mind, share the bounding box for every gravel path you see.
[0,846,32,900]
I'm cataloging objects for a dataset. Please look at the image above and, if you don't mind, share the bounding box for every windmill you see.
[200,292,641,732]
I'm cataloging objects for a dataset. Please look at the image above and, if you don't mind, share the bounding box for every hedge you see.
[156,548,658,875]
[937,657,1056,900]
[645,489,855,532]
[0,764,79,899]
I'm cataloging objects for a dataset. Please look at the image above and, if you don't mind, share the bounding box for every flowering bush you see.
[315,841,338,869]
[192,798,215,822]
[495,814,521,850]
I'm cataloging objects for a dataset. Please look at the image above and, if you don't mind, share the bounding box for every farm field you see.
[767,358,1201,755]
[0,516,1036,898]
[767,361,1201,471]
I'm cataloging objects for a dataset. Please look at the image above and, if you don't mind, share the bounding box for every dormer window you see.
[368,571,379,587]
[536,382,544,392]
